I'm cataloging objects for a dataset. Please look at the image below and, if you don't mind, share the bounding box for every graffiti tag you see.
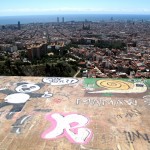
[143,95,150,106]
[43,77,78,85]
[41,113,92,144]
[76,98,137,107]
[124,131,150,143]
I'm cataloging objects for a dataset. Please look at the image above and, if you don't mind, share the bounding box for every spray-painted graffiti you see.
[76,98,137,107]
[43,77,78,85]
[143,95,150,106]
[41,113,93,144]
[124,131,150,143]
[11,115,31,134]
[15,83,41,93]
[34,109,52,112]
[116,143,135,150]
[0,82,53,119]
[88,80,147,94]
[53,99,62,103]
[115,109,141,119]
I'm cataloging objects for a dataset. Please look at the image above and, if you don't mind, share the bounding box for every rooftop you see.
[0,76,150,150]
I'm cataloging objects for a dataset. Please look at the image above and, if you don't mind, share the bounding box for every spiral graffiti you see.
[96,80,133,90]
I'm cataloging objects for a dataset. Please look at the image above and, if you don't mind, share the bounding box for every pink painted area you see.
[69,122,79,134]
[53,99,62,103]
[41,114,58,139]
[70,122,79,127]
[63,126,93,144]
[41,113,93,144]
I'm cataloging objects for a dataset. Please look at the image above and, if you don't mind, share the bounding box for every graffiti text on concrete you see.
[43,77,78,85]
[41,113,92,144]
[76,98,137,107]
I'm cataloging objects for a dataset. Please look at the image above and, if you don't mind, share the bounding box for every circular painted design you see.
[16,84,40,93]
[96,80,133,90]
[4,93,30,104]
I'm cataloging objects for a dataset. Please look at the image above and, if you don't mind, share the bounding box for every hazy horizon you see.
[1,14,150,17]
[0,14,150,25]
[0,0,150,16]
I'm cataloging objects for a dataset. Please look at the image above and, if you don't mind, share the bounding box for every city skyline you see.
[0,0,150,16]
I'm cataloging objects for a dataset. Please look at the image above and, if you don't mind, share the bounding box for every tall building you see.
[27,43,47,60]
[83,23,90,30]
[57,17,59,23]
[18,21,21,30]
[62,17,64,23]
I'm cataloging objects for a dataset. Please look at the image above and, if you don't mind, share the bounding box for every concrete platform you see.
[0,76,150,150]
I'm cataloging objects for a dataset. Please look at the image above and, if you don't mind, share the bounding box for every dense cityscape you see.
[1,0,150,149]
[0,17,150,78]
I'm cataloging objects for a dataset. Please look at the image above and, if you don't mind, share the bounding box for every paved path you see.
[73,67,81,77]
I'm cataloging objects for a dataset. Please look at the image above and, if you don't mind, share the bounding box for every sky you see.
[0,0,150,16]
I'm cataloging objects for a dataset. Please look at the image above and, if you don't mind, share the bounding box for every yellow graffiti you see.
[129,143,135,150]
[97,80,133,90]
[117,143,135,150]
[117,143,122,150]
[87,80,147,93]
